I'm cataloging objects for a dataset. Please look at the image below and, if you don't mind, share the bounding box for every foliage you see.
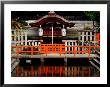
[84,11,99,21]
[84,11,100,29]
[16,17,27,26]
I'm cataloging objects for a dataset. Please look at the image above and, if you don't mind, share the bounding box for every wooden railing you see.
[12,44,100,58]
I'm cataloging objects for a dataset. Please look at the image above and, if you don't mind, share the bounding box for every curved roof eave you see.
[29,13,75,27]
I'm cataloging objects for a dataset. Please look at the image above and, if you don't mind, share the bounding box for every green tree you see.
[84,11,99,29]
[16,17,27,26]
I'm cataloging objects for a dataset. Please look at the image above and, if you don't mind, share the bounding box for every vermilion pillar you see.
[96,33,100,44]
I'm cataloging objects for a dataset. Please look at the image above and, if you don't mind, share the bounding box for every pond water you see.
[11,58,100,77]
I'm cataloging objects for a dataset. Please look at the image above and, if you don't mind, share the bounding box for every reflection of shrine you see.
[15,65,99,77]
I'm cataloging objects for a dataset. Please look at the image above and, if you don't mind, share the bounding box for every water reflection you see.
[12,65,99,77]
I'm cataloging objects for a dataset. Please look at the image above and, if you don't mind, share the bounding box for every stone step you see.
[93,58,100,64]
[11,58,16,64]
[11,61,19,72]
[89,61,100,71]
[91,59,100,67]
[95,50,100,55]
[97,58,100,61]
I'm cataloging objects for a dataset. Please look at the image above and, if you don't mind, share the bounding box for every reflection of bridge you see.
[12,44,100,59]
[15,66,99,77]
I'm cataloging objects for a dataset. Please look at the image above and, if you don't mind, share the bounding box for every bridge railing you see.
[11,44,100,58]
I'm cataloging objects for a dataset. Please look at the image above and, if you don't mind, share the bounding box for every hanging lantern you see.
[61,25,66,36]
[39,25,43,36]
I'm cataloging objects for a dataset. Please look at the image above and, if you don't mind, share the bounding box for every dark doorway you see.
[42,37,63,44]
[53,37,62,44]
[43,37,52,44]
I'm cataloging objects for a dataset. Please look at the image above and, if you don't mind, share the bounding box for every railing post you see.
[74,46,76,57]
[72,46,73,55]
[16,46,19,58]
[60,45,62,56]
[82,46,84,54]
[31,46,33,56]
[88,47,91,59]
[45,45,47,56]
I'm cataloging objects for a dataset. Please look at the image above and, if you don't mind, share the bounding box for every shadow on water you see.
[19,58,90,66]
[67,58,90,66]
[12,58,100,77]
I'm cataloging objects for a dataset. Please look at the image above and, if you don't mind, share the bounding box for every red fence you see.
[12,44,100,58]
